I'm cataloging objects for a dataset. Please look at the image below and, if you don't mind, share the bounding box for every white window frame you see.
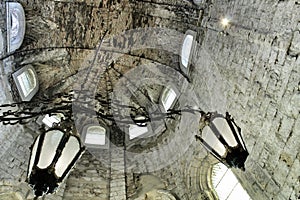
[212,163,252,200]
[6,2,26,52]
[81,124,109,149]
[179,30,197,76]
[160,86,179,112]
[12,65,39,101]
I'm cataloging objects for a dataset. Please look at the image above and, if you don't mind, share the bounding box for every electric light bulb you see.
[221,18,230,27]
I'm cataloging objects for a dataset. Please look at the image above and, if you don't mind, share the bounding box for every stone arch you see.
[185,152,219,200]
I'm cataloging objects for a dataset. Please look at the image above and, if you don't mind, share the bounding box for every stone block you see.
[276,116,295,143]
[252,164,271,189]
[288,31,300,56]
[272,160,289,186]
[285,158,300,185]
[265,178,280,197]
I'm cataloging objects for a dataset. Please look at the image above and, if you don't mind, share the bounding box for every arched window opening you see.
[181,34,194,68]
[212,163,251,200]
[161,87,177,111]
[6,2,26,52]
[84,125,106,146]
[16,69,37,96]
[180,30,197,76]
[12,66,39,101]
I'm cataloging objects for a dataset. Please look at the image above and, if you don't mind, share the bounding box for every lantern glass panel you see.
[233,122,245,149]
[202,126,226,156]
[37,130,63,169]
[55,136,80,178]
[28,135,40,178]
[213,118,238,147]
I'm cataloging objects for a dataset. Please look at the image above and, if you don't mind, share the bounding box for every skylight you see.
[85,126,106,145]
[212,163,251,200]
[161,87,177,111]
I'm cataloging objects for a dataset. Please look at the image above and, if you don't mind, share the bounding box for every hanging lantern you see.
[196,112,249,170]
[26,128,85,197]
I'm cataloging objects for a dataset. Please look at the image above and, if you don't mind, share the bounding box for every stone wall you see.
[123,0,300,200]
[63,152,110,200]
[0,126,34,198]
[192,0,300,199]
[0,0,299,199]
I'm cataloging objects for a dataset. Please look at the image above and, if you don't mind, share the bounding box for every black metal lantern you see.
[26,128,85,197]
[196,112,249,170]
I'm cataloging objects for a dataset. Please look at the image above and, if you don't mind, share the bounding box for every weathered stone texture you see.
[63,152,110,199]
[0,126,32,178]
[0,0,299,199]
[193,0,300,199]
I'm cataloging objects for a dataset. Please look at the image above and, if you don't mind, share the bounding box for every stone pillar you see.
[109,148,126,200]
[109,124,126,200]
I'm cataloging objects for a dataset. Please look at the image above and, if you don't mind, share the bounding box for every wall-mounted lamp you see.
[26,127,85,198]
[196,112,248,170]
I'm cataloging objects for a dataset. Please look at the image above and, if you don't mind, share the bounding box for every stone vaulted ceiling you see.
[0,0,299,200]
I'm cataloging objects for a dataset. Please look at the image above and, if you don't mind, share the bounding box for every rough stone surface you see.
[0,0,299,200]
[63,152,109,200]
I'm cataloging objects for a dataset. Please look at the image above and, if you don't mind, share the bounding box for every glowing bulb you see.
[221,18,230,27]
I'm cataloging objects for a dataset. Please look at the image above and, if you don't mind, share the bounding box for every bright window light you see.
[6,2,26,52]
[42,114,63,128]
[11,9,20,41]
[129,125,148,140]
[212,163,251,200]
[0,29,3,54]
[181,34,194,68]
[16,69,37,97]
[85,126,106,145]
[161,87,177,111]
